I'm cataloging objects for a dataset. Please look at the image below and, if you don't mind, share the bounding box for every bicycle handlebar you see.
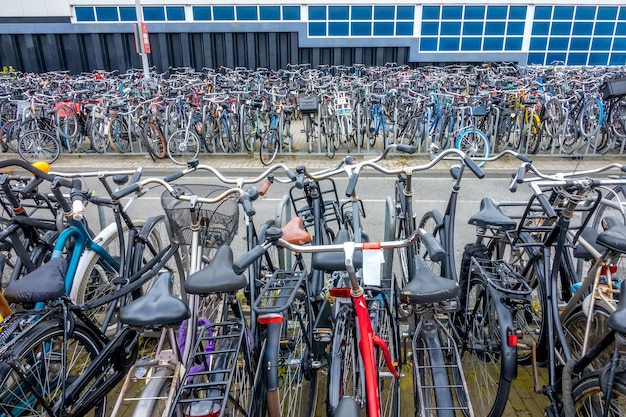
[163,161,297,186]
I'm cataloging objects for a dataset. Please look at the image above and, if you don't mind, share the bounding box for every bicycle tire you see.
[55,104,79,141]
[0,318,106,417]
[203,115,217,153]
[327,304,361,416]
[562,302,614,371]
[142,121,167,159]
[107,117,131,153]
[455,129,490,168]
[17,129,61,163]
[571,369,626,416]
[243,114,258,153]
[608,98,626,138]
[561,116,581,154]
[399,116,419,146]
[90,118,109,153]
[524,114,542,155]
[167,129,200,165]
[578,98,603,139]
[218,118,232,153]
[457,270,512,417]
[260,128,279,166]
[229,113,242,152]
[592,186,626,229]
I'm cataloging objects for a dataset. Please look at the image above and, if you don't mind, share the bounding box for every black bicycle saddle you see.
[400,256,459,305]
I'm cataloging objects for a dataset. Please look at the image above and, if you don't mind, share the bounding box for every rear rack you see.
[253,270,306,314]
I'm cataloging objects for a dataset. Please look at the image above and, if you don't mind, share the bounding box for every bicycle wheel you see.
[243,114,257,153]
[277,289,319,417]
[542,98,564,139]
[130,368,174,417]
[523,114,542,155]
[142,121,167,159]
[55,105,79,148]
[167,129,200,165]
[327,304,361,416]
[17,130,61,163]
[592,186,626,229]
[457,270,511,417]
[229,114,241,152]
[0,318,105,417]
[90,118,109,153]
[455,129,490,167]
[562,302,614,370]
[399,116,419,146]
[218,118,232,153]
[578,98,603,139]
[260,128,279,166]
[608,98,626,138]
[370,293,400,417]
[108,117,131,153]
[571,369,626,416]
[561,116,580,154]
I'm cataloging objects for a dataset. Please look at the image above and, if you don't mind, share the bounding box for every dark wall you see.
[0,31,412,73]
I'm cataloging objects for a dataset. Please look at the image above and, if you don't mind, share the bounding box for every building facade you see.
[1,1,625,72]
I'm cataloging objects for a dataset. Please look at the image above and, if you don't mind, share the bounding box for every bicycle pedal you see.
[313,328,332,343]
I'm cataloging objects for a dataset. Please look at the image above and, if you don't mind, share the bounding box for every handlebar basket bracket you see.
[161,184,239,253]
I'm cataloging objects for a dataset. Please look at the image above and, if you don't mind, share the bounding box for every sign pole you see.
[134,0,150,79]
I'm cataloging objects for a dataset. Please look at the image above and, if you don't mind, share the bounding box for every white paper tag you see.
[362,249,384,286]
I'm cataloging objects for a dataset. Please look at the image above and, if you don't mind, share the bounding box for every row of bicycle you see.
[1,62,626,166]
[0,145,626,417]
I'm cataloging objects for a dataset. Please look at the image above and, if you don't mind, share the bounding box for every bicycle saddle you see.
[334,397,360,417]
[311,229,363,272]
[4,257,67,304]
[281,216,312,245]
[185,246,248,295]
[573,227,604,260]
[596,216,626,254]
[400,256,459,305]
[468,197,517,231]
[119,272,190,328]
[607,284,626,334]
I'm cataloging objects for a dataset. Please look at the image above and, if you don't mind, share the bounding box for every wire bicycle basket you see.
[161,184,239,256]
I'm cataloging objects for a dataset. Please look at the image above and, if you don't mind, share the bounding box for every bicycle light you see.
[507,329,518,347]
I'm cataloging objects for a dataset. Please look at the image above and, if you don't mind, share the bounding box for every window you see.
[553,6,574,20]
[422,22,439,36]
[592,37,612,50]
[374,22,394,36]
[193,6,211,21]
[532,22,550,36]
[534,6,553,20]
[507,22,524,36]
[119,7,137,21]
[548,37,569,50]
[374,5,395,20]
[570,37,591,50]
[96,7,117,22]
[620,7,626,21]
[166,6,185,21]
[610,53,626,65]
[461,37,482,50]
[551,22,572,36]
[487,6,507,20]
[309,6,326,21]
[282,6,300,21]
[613,37,626,50]
[530,37,548,50]
[396,22,413,35]
[509,6,527,20]
[597,7,617,21]
[594,22,615,36]
[441,21,461,36]
[422,6,440,20]
[439,37,459,51]
[329,6,349,21]
[588,53,609,64]
[528,53,546,64]
[464,6,484,20]
[309,22,326,36]
[75,7,95,22]
[617,23,626,36]
[441,6,462,20]
[260,6,280,20]
[352,6,372,20]
[143,6,165,21]
[328,21,349,36]
[396,6,414,20]
[576,6,596,20]
[567,53,588,65]
[573,22,594,36]
[351,22,371,36]
[420,37,438,51]
[213,6,234,21]
[505,37,523,50]
[463,22,483,36]
[483,37,503,50]
[485,21,505,36]
[236,6,257,21]
[546,52,567,63]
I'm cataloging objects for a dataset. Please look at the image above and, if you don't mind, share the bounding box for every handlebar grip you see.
[259,179,271,197]
[509,175,519,192]
[463,156,485,179]
[295,172,305,189]
[72,199,85,221]
[516,166,526,184]
[88,195,113,206]
[537,193,557,219]
[396,144,416,154]
[164,171,185,183]
[129,167,143,184]
[233,244,266,274]
[285,169,297,182]
[345,172,359,197]
[111,183,141,200]
[516,154,532,163]
[418,230,446,263]
[622,165,626,173]
[239,194,256,217]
